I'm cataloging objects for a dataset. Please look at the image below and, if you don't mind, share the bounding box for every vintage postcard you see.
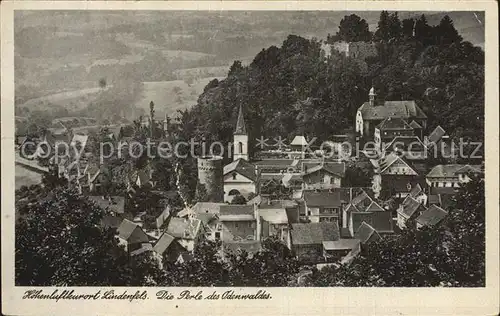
[1,1,499,315]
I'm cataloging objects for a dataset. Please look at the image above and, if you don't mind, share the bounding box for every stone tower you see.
[233,104,248,161]
[369,87,376,106]
[197,156,224,202]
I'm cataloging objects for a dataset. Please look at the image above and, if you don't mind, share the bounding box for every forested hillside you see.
[177,12,484,148]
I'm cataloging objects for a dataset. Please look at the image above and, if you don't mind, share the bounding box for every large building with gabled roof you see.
[355,87,427,137]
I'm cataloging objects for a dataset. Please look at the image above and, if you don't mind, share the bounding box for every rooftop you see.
[416,205,448,227]
[291,222,340,245]
[323,239,360,250]
[224,158,257,181]
[358,100,427,121]
[303,190,342,207]
[427,164,482,178]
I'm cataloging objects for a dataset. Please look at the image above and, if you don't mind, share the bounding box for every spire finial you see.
[234,104,247,135]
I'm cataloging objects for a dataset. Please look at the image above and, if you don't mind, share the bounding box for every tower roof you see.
[369,87,376,96]
[234,105,247,135]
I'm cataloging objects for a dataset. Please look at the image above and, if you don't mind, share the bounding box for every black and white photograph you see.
[2,1,499,315]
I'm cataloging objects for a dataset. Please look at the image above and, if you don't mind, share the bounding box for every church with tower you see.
[222,105,259,202]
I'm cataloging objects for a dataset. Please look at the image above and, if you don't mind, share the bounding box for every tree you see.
[98,77,107,88]
[388,12,402,41]
[414,14,434,46]
[228,60,244,76]
[194,181,209,203]
[373,11,391,42]
[230,194,247,205]
[434,15,463,45]
[15,187,164,286]
[335,14,371,42]
[402,18,415,39]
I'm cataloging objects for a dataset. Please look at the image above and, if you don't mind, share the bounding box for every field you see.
[15,165,42,190]
[135,77,226,117]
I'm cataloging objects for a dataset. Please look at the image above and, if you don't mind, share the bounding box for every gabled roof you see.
[358,100,427,121]
[351,212,374,234]
[355,222,381,244]
[153,232,176,255]
[366,201,385,212]
[223,159,257,182]
[117,219,148,244]
[291,135,308,146]
[302,162,346,178]
[166,217,201,240]
[378,152,418,174]
[220,204,254,216]
[257,208,289,224]
[427,164,482,178]
[416,205,448,227]
[384,136,427,152]
[303,190,342,207]
[428,194,442,205]
[369,211,394,233]
[291,222,340,245]
[409,120,423,129]
[409,183,423,198]
[323,239,360,251]
[398,196,426,219]
[428,126,446,144]
[130,243,153,257]
[234,105,246,135]
[376,117,413,130]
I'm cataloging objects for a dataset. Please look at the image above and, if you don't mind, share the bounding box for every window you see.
[215,232,221,240]
[238,142,243,154]
[232,173,237,180]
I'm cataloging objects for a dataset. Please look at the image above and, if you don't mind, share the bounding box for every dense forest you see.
[176,12,484,151]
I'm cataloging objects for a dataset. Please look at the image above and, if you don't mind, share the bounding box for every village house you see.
[258,203,291,248]
[218,204,260,243]
[416,205,448,229]
[374,117,414,150]
[163,217,203,252]
[301,161,345,190]
[396,196,427,230]
[223,158,259,202]
[117,219,151,253]
[290,222,340,263]
[302,190,343,224]
[355,87,427,137]
[355,222,382,246]
[383,135,428,160]
[344,190,393,237]
[426,164,483,189]
[322,239,361,263]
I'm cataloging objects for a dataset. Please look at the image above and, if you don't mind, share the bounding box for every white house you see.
[426,164,483,188]
[223,158,259,202]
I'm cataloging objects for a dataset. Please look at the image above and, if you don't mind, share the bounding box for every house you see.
[117,219,150,253]
[408,183,428,205]
[354,222,381,245]
[416,205,448,229]
[290,135,308,153]
[254,159,296,175]
[223,158,259,202]
[302,190,342,223]
[355,87,427,137]
[374,117,414,149]
[322,239,361,263]
[301,162,345,190]
[375,152,422,198]
[290,222,340,263]
[396,196,427,229]
[383,136,428,160]
[426,164,483,189]
[164,217,203,252]
[425,126,457,158]
[258,205,291,247]
[281,172,303,190]
[153,232,189,265]
[218,204,260,242]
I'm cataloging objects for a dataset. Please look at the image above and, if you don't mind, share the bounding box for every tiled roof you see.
[351,212,374,233]
[398,196,426,219]
[219,214,255,221]
[257,208,289,224]
[409,183,423,198]
[234,105,247,135]
[192,202,224,215]
[428,126,446,144]
[303,190,342,207]
[428,194,442,205]
[223,159,257,181]
[166,217,201,240]
[376,117,413,130]
[384,136,427,152]
[303,162,346,177]
[130,243,153,256]
[323,239,360,250]
[153,232,176,255]
[224,240,262,254]
[220,205,254,216]
[366,201,385,212]
[370,211,394,233]
[358,100,427,120]
[355,222,381,244]
[416,205,448,227]
[291,222,340,245]
[427,164,482,178]
[117,219,148,244]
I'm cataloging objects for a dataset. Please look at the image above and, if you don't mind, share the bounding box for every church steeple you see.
[234,104,247,135]
[233,104,248,161]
